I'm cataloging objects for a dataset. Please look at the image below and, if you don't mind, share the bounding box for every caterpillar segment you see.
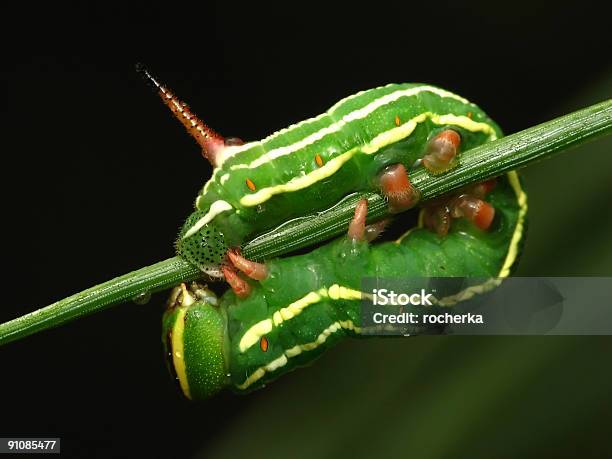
[143,80,503,278]
[222,157,419,290]
[162,172,525,399]
[225,201,390,298]
[223,172,493,295]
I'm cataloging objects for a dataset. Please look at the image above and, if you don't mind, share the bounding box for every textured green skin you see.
[183,305,227,400]
[168,175,522,398]
[177,84,501,271]
[224,176,520,392]
[163,302,228,400]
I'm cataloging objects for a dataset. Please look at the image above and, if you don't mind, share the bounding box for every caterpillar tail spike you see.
[135,63,227,166]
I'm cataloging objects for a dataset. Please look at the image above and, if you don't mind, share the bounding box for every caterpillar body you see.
[163,172,526,400]
[138,69,503,277]
[3,68,609,401]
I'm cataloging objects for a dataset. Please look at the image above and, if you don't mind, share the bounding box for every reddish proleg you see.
[378,163,420,213]
[348,199,390,242]
[423,179,497,235]
[365,219,389,242]
[222,266,252,299]
[451,195,495,230]
[423,204,452,236]
[227,250,268,281]
[348,199,368,241]
[422,129,461,174]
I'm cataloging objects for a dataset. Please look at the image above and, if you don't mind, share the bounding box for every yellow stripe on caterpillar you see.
[238,284,365,353]
[498,171,528,278]
[236,320,360,390]
[171,307,191,399]
[218,85,470,167]
[239,112,496,207]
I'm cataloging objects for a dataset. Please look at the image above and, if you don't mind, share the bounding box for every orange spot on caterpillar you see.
[394,115,401,126]
[315,154,324,167]
[467,111,473,119]
[246,178,256,191]
[260,336,269,352]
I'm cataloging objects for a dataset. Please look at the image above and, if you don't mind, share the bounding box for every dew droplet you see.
[132,291,152,305]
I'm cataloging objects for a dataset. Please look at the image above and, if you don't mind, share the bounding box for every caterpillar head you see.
[162,283,229,400]
[176,209,229,278]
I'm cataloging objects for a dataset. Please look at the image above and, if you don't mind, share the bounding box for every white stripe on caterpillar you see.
[217,85,470,168]
[183,200,233,239]
[239,113,496,207]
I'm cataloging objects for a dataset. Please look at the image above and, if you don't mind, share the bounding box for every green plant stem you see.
[0,99,610,346]
[0,257,199,345]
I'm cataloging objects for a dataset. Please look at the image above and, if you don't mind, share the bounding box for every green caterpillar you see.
[137,67,502,278]
[2,68,610,399]
[163,172,527,400]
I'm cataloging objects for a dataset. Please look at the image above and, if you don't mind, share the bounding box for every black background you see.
[1,2,610,458]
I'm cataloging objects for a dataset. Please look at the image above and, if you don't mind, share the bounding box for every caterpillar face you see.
[162,283,229,399]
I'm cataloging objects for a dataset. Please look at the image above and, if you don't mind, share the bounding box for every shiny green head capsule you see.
[162,283,229,400]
